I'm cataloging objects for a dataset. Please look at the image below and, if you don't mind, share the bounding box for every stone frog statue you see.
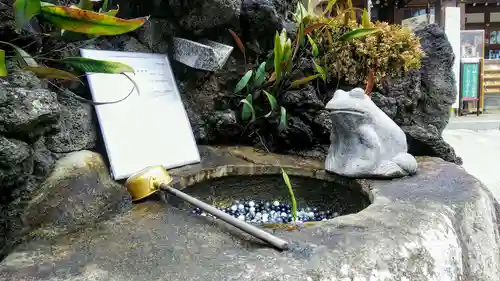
[324,88,418,178]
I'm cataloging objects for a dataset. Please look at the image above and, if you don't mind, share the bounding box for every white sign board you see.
[80,49,200,180]
[445,7,461,109]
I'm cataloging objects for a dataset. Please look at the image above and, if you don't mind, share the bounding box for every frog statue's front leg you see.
[373,153,418,178]
[325,124,381,177]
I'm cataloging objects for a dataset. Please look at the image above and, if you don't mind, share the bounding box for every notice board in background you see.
[80,49,200,180]
[461,62,480,100]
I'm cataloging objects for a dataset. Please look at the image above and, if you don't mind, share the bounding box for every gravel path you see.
[443,129,500,201]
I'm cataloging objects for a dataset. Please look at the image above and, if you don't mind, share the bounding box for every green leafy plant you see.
[281,168,297,222]
[230,1,379,135]
[306,2,423,86]
[1,0,149,104]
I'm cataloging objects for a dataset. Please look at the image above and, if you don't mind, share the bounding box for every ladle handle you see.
[158,183,289,251]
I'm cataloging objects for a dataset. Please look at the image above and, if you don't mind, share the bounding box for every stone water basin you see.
[0,147,499,281]
[175,173,371,225]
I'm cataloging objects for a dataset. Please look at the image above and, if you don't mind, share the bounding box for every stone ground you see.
[444,113,500,201]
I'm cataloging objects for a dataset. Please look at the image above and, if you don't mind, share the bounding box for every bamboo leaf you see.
[290,74,319,88]
[313,60,326,81]
[278,106,288,132]
[77,0,93,10]
[234,70,253,93]
[13,0,41,30]
[22,66,80,81]
[0,41,38,67]
[0,50,8,77]
[240,94,255,122]
[339,28,380,41]
[40,5,149,36]
[253,62,267,87]
[281,168,297,222]
[61,57,134,73]
[228,29,245,56]
[362,8,370,27]
[263,90,278,117]
[307,35,319,57]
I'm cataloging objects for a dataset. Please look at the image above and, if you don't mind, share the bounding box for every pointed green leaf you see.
[240,94,255,122]
[40,5,149,36]
[253,62,267,87]
[307,0,315,14]
[313,60,326,81]
[294,1,308,22]
[263,90,278,117]
[278,106,288,132]
[281,168,297,222]
[234,70,253,93]
[23,66,80,81]
[77,0,93,10]
[321,0,337,16]
[279,29,287,48]
[282,39,292,73]
[339,28,380,41]
[307,35,319,57]
[98,0,119,16]
[0,50,8,77]
[347,0,356,21]
[0,41,38,67]
[290,74,319,88]
[105,7,119,16]
[13,0,41,30]
[61,57,134,73]
[298,21,305,48]
[273,32,282,83]
[101,0,110,12]
[362,8,370,27]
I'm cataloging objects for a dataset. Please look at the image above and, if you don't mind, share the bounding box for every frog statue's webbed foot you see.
[373,153,418,178]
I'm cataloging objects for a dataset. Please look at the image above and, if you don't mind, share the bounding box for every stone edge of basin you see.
[168,164,375,203]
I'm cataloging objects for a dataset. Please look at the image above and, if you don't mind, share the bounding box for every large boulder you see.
[0,150,131,258]
[375,24,461,164]
[0,147,498,281]
[0,71,99,256]
[114,0,241,34]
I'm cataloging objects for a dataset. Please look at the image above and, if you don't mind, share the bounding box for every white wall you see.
[445,7,461,109]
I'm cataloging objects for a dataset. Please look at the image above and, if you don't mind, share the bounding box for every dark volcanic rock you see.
[44,95,97,153]
[279,85,324,111]
[241,0,284,52]
[0,148,498,281]
[377,24,461,164]
[114,0,241,32]
[0,71,99,256]
[0,72,61,140]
